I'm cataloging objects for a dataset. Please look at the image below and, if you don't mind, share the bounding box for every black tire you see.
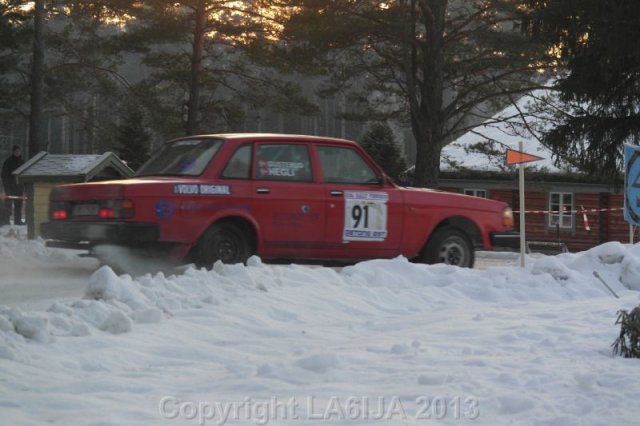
[421,226,475,268]
[193,223,251,268]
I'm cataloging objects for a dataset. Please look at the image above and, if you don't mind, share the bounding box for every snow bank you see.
[1,241,638,347]
[0,227,82,267]
[0,241,640,343]
[2,229,640,425]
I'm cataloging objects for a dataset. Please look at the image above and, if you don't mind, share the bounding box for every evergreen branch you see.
[46,62,132,89]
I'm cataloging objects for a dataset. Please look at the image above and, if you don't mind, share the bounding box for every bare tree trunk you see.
[413,132,442,188]
[185,0,206,136]
[28,0,45,157]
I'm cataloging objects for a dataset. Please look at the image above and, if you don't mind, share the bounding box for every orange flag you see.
[505,148,544,165]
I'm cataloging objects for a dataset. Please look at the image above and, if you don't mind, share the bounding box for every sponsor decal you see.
[343,191,389,242]
[200,184,231,195]
[258,160,305,177]
[155,199,175,220]
[345,191,389,202]
[272,210,321,228]
[173,184,231,196]
[344,229,387,240]
[179,202,250,212]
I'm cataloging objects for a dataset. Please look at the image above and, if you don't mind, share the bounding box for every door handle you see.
[256,188,270,194]
[330,191,343,197]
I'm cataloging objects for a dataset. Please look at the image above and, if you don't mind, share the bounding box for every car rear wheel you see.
[193,223,251,268]
[422,226,474,268]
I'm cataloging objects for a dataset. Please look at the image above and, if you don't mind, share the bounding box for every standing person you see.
[1,145,25,225]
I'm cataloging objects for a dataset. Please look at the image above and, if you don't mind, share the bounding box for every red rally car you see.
[41,134,517,268]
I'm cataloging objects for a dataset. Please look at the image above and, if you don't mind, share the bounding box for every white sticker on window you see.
[258,160,305,177]
[343,191,388,241]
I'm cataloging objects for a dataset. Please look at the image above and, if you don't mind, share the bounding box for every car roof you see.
[171,133,358,146]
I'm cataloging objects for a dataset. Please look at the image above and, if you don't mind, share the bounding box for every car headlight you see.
[502,207,514,228]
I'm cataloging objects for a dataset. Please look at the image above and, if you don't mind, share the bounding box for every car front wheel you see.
[422,227,474,268]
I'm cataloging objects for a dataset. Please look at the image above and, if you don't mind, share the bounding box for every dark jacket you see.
[2,153,24,196]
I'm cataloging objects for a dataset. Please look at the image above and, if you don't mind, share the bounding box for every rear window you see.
[136,138,223,177]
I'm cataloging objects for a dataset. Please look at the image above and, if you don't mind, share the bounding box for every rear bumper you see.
[490,232,520,249]
[41,221,160,245]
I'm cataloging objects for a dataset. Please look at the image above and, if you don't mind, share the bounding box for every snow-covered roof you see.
[442,87,567,173]
[13,151,134,182]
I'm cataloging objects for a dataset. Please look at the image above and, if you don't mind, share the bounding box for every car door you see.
[251,142,326,256]
[317,145,403,259]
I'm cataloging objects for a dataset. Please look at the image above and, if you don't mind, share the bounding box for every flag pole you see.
[519,141,526,268]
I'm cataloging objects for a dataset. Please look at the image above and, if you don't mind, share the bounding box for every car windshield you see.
[136,138,223,177]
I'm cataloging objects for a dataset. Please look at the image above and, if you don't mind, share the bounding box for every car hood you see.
[399,186,508,213]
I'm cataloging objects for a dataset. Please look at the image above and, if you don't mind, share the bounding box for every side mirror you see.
[377,173,386,186]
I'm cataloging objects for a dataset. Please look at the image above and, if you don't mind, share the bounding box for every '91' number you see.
[352,205,369,228]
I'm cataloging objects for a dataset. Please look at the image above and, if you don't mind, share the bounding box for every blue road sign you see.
[624,144,640,225]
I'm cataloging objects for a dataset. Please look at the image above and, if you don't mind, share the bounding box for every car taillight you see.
[100,199,135,220]
[119,199,135,218]
[99,208,115,219]
[53,210,68,220]
[503,207,514,228]
[51,201,68,220]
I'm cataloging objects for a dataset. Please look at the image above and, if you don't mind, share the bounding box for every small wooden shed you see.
[13,152,134,239]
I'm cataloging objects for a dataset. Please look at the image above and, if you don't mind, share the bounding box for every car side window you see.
[255,144,312,182]
[222,145,251,179]
[317,146,378,184]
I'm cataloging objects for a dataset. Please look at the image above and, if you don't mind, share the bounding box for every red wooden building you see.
[438,171,629,252]
[422,87,633,253]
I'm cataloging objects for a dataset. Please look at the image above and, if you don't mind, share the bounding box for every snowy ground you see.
[1,225,640,425]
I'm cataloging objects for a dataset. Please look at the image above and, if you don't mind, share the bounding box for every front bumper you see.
[41,221,160,245]
[490,232,520,249]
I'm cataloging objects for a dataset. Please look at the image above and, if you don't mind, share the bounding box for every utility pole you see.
[28,0,45,157]
[26,0,45,240]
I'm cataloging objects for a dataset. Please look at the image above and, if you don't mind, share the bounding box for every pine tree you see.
[114,1,315,137]
[612,305,640,358]
[526,0,640,179]
[360,123,406,181]
[0,1,135,154]
[0,1,28,51]
[276,0,550,187]
[0,1,32,115]
[114,104,150,171]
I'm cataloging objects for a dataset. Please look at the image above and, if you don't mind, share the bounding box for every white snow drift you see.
[1,231,640,425]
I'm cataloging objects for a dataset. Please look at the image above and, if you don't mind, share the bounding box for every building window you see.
[549,192,574,228]
[464,189,487,198]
